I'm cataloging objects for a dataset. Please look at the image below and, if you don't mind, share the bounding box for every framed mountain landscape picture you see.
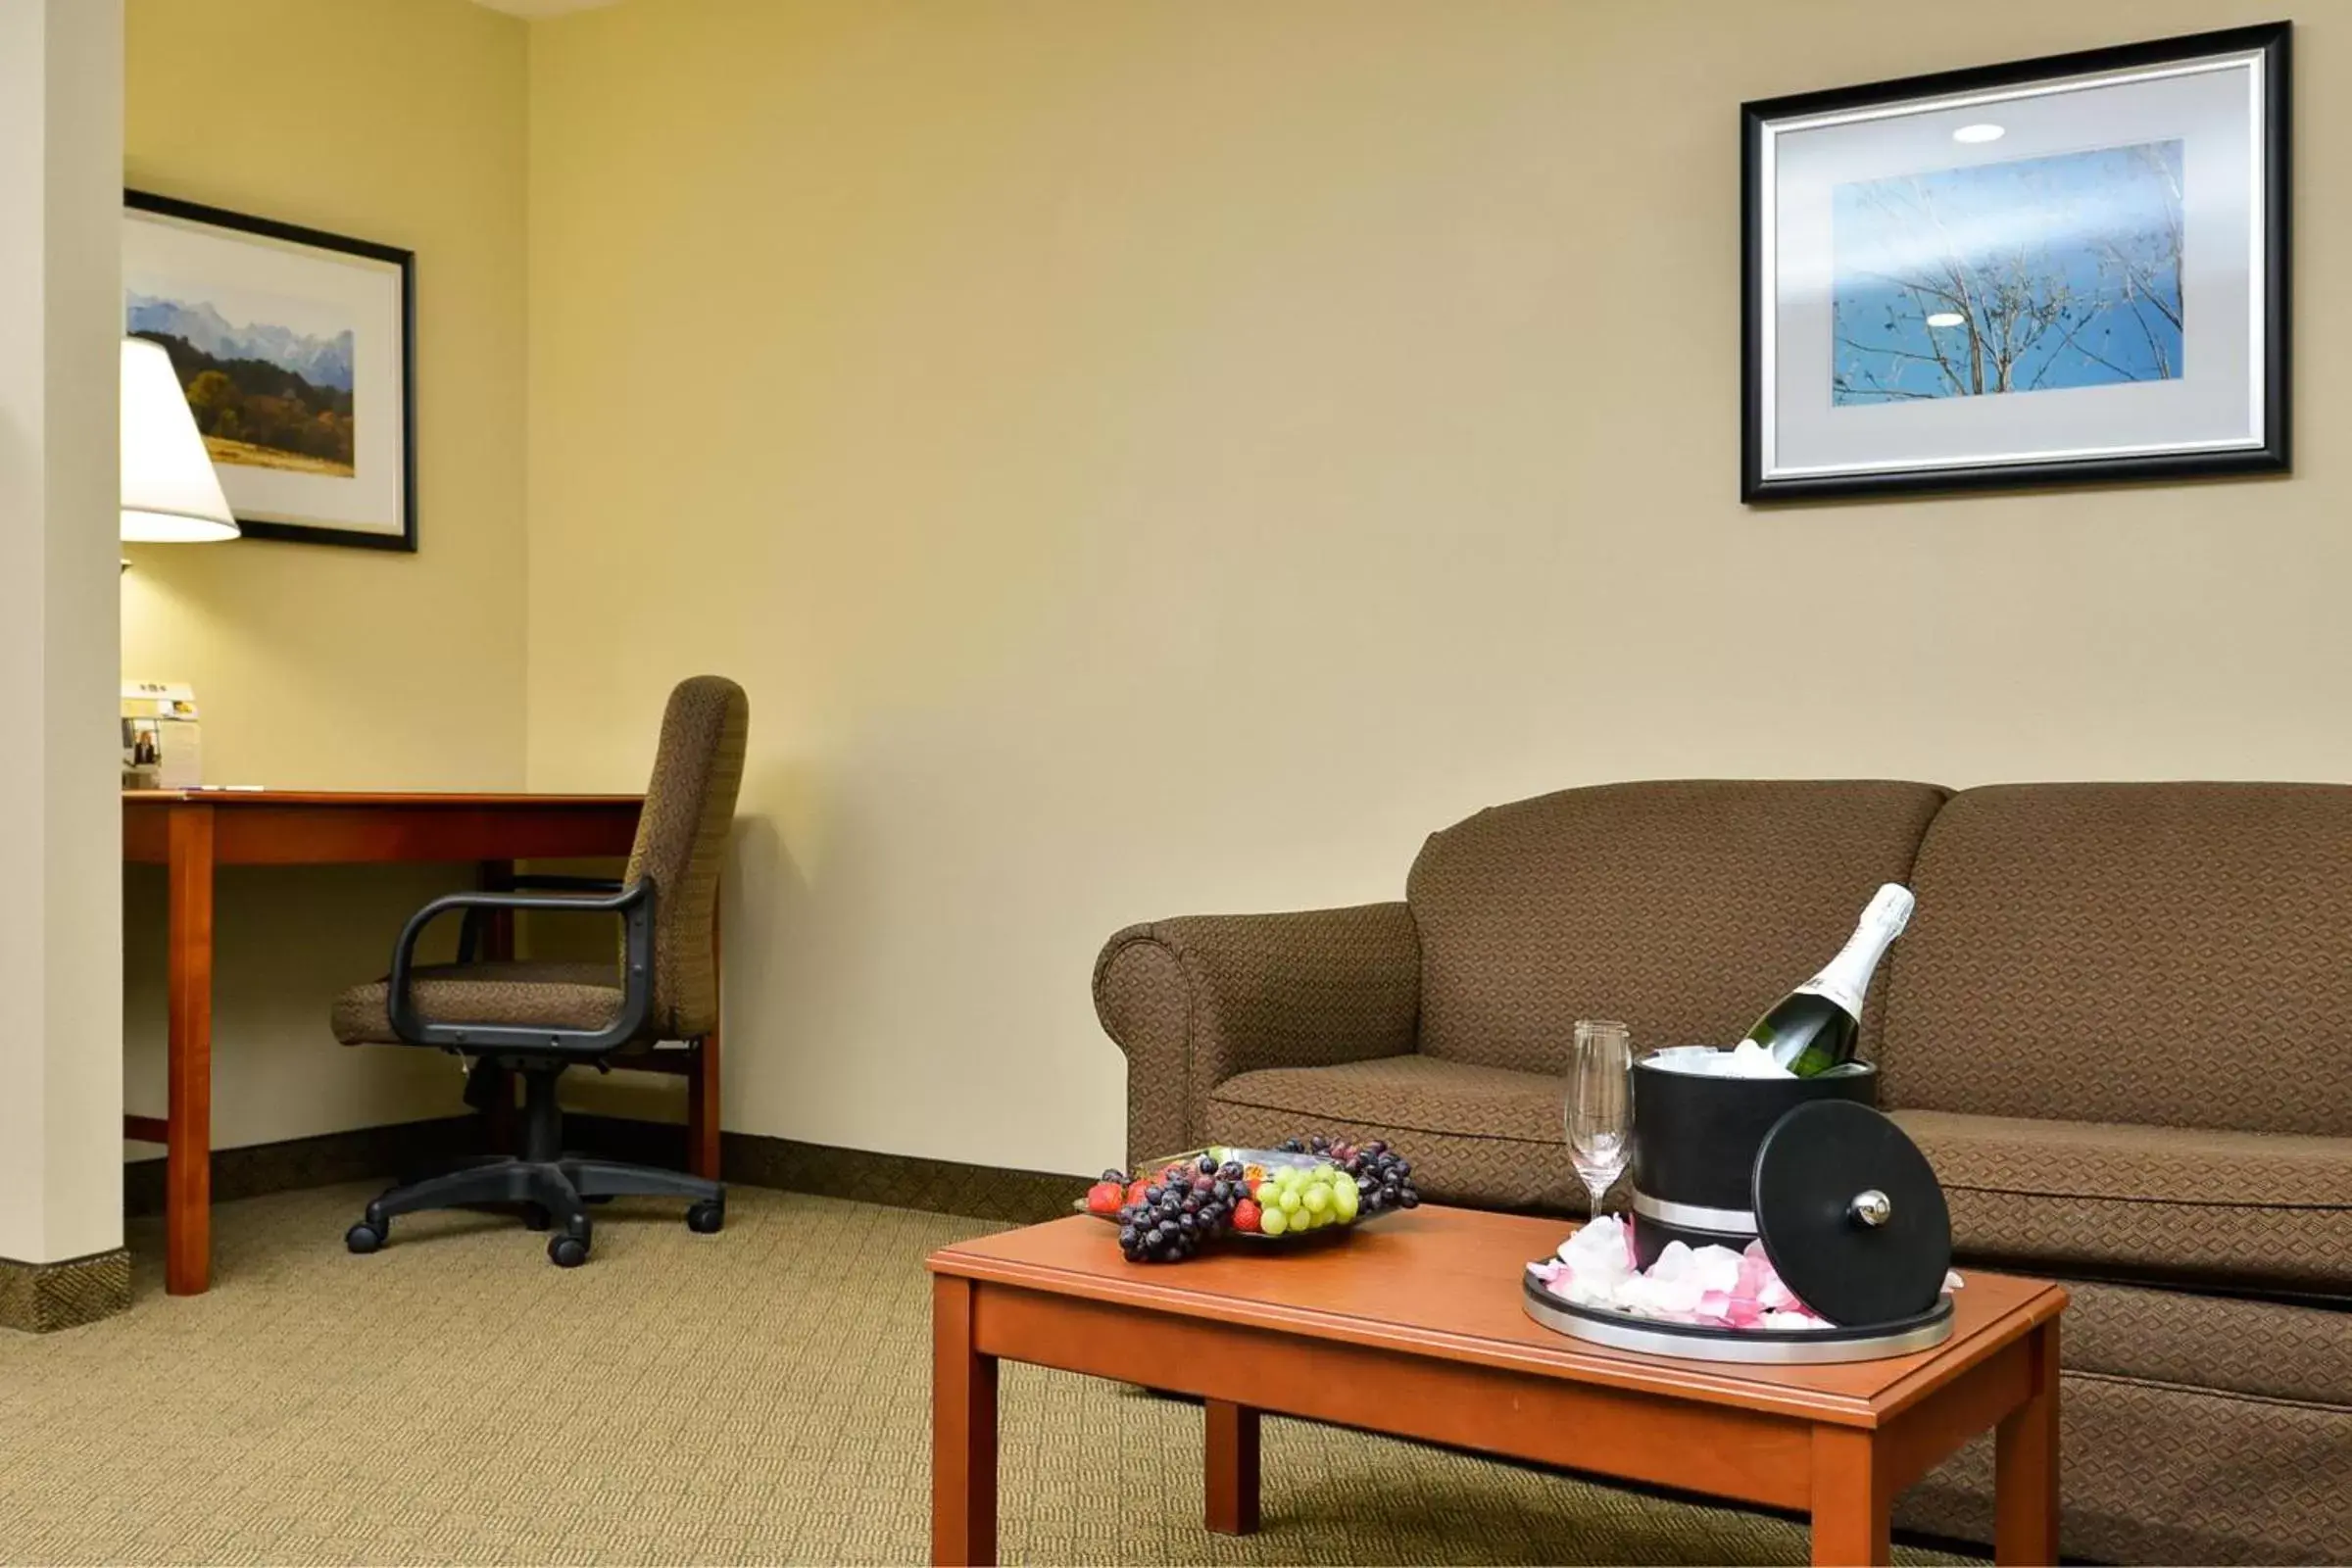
[123,191,416,549]
[1741,24,2288,502]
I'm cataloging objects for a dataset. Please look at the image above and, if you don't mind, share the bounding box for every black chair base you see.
[347,1061,723,1268]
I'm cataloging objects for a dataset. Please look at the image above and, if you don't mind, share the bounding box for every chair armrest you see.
[1093,902,1420,1164]
[504,874,627,892]
[455,875,627,960]
[390,878,657,1056]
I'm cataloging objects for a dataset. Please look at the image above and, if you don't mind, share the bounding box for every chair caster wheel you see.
[521,1203,552,1232]
[346,1222,385,1254]
[686,1200,724,1235]
[548,1233,590,1268]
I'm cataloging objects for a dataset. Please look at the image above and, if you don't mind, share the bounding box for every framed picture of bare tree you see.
[1741,24,2288,503]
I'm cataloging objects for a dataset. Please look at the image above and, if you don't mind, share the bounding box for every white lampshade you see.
[121,337,238,543]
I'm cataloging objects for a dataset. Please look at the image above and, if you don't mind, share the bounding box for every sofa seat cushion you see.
[1204,1055,1582,1214]
[1892,1109,2352,1294]
[2059,1276,2352,1406]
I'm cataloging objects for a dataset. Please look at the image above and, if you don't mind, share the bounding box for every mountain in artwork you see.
[125,292,355,391]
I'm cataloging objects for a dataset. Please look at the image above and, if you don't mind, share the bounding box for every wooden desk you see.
[122,790,720,1297]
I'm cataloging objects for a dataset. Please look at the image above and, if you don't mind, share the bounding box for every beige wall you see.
[122,0,531,1150]
[524,0,2350,1178]
[1,0,127,1265]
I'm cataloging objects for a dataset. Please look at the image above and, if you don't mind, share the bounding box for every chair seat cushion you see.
[331,960,625,1046]
[1891,1109,2352,1294]
[1205,1055,1583,1213]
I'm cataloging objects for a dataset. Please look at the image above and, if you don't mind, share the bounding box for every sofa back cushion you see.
[1407,780,1946,1075]
[1877,783,2352,1135]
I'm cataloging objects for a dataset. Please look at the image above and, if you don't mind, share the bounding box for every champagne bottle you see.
[1742,884,1916,1077]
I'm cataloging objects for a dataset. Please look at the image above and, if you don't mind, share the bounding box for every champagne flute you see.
[1567,1019,1633,1219]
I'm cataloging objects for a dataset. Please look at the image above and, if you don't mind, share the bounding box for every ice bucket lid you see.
[1751,1100,1951,1327]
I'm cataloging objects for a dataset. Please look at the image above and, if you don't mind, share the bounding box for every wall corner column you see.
[0,0,129,1332]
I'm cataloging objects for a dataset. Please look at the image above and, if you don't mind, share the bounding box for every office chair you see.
[330,675,749,1267]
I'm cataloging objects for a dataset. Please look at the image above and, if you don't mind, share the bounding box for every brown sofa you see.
[1094,780,2352,1564]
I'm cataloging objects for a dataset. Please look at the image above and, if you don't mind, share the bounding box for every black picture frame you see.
[1740,23,2290,504]
[123,188,418,552]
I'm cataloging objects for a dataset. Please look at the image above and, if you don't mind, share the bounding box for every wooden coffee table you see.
[928,1205,2064,1566]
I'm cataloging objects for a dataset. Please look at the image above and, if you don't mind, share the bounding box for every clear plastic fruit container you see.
[1077,1147,1400,1245]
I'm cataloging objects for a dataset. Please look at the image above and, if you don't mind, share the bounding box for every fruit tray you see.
[1080,1140,1421,1263]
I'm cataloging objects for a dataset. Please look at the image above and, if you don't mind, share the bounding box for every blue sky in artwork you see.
[1832,140,2183,405]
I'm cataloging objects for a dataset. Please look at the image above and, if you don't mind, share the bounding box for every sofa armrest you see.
[1093,902,1421,1164]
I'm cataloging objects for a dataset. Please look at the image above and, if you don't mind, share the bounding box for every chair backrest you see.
[623,675,750,1039]
[1876,783,2352,1135]
[1405,780,1947,1075]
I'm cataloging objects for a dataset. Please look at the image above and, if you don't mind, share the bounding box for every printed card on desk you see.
[122,680,202,790]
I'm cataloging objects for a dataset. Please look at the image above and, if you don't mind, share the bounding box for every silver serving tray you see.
[1521,1274,1955,1364]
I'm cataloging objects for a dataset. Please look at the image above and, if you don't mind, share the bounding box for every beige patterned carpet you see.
[0,1184,1978,1565]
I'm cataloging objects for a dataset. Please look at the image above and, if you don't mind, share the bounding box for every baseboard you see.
[564,1114,1081,1225]
[721,1126,1082,1225]
[0,1248,132,1334]
[124,1112,1082,1228]
[124,1115,486,1218]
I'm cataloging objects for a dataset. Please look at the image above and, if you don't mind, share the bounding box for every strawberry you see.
[1232,1199,1262,1233]
[1126,1178,1150,1208]
[1085,1181,1124,1217]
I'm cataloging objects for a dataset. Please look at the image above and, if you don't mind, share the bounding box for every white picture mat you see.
[1759,51,2266,480]
[123,208,407,535]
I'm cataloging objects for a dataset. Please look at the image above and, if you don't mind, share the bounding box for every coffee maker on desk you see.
[122,680,202,790]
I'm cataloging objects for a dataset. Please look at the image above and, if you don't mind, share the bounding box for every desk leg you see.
[686,896,722,1180]
[1995,1319,2061,1566]
[1810,1425,1890,1566]
[165,805,217,1297]
[1205,1399,1261,1535]
[932,1275,998,1566]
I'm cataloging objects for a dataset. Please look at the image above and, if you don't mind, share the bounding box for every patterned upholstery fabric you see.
[1877,783,2352,1134]
[625,674,750,1040]
[1406,780,1945,1073]
[1206,1056,1583,1213]
[2058,1275,2352,1405]
[331,961,624,1045]
[1093,904,1420,1163]
[1894,1108,2352,1291]
[1901,1371,2352,1564]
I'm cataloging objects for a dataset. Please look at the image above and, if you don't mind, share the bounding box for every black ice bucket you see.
[1528,1070,1954,1359]
[1628,1055,1876,1269]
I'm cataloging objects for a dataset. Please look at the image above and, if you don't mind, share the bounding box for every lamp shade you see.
[121,337,238,543]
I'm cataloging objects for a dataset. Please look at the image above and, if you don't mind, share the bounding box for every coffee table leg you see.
[1205,1399,1261,1535]
[1995,1319,2061,1567]
[1809,1425,1890,1566]
[932,1276,998,1566]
